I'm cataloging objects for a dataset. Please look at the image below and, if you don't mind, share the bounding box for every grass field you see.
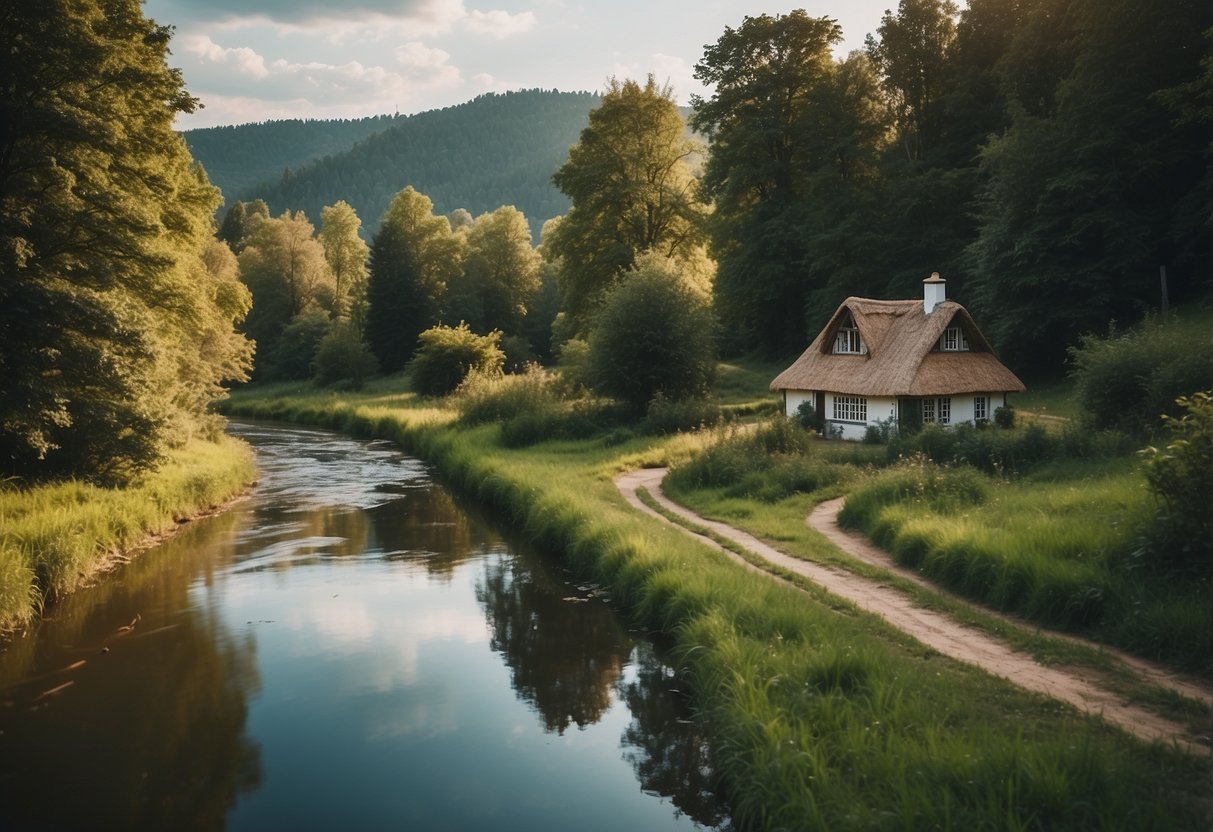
[222,373,1211,831]
[0,435,255,631]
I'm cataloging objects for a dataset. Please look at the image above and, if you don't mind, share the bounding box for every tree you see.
[966,0,1211,369]
[364,187,465,371]
[0,0,252,483]
[586,258,717,411]
[865,0,960,163]
[237,211,334,375]
[546,77,706,328]
[447,206,541,336]
[692,11,843,354]
[216,199,269,254]
[318,200,369,323]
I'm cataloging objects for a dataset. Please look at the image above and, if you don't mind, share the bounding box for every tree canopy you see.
[546,77,707,329]
[0,0,252,483]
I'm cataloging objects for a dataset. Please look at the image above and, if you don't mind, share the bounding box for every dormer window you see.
[941,326,968,352]
[833,314,864,354]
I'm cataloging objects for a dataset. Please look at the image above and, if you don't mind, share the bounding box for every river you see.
[0,421,730,831]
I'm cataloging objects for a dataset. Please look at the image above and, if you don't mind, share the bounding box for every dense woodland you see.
[184,114,404,203]
[2,0,1211,485]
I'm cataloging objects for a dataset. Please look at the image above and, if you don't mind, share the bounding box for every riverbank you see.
[0,434,256,634]
[223,380,1211,831]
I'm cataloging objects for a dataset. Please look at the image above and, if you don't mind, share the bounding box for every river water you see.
[0,422,730,831]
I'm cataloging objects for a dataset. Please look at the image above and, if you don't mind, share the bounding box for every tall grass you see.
[839,456,1212,671]
[0,435,255,630]
[224,383,1212,831]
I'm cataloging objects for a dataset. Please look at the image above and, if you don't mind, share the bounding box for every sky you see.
[144,1,893,129]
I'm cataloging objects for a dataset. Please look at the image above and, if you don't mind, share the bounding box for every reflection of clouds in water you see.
[228,421,430,512]
[364,688,460,743]
[279,585,490,694]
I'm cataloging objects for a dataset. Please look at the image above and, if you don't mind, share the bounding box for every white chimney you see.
[923,272,946,313]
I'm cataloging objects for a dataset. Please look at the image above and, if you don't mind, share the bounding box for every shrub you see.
[1069,316,1213,437]
[640,393,723,436]
[586,261,717,411]
[1138,391,1213,572]
[409,323,505,396]
[313,323,379,388]
[794,400,816,430]
[455,364,556,425]
[993,405,1015,429]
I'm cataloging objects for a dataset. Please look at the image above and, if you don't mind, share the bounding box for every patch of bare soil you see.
[615,468,1212,754]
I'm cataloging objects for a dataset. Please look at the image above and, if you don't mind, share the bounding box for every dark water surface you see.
[0,422,729,831]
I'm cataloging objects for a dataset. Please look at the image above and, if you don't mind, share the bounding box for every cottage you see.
[770,274,1025,440]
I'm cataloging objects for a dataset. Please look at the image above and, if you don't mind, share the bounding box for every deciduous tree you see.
[0,0,252,482]
[547,77,706,329]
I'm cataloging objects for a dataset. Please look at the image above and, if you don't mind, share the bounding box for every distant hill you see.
[189,89,601,238]
[184,114,403,203]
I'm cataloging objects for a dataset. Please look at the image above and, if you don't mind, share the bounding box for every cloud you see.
[158,0,466,29]
[463,9,538,38]
[179,33,466,126]
[394,42,462,85]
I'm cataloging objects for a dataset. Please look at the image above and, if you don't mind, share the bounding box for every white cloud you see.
[182,34,270,80]
[464,9,538,38]
[394,42,462,85]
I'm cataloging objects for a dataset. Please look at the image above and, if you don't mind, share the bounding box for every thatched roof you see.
[770,297,1025,397]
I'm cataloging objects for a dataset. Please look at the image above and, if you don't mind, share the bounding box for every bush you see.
[455,364,555,425]
[640,393,723,436]
[794,400,816,430]
[1069,316,1213,437]
[313,323,379,388]
[1138,391,1213,572]
[586,260,717,411]
[409,323,505,396]
[993,405,1015,429]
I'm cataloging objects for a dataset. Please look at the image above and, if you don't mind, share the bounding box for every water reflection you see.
[0,421,728,831]
[0,509,262,831]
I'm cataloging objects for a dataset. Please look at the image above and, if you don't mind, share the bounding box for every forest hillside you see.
[187,90,602,236]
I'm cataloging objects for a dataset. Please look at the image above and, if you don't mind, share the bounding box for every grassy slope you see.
[223,378,1210,831]
[0,435,256,632]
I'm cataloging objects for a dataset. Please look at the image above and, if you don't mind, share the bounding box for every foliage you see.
[0,0,253,484]
[586,261,717,411]
[364,187,465,372]
[312,322,379,388]
[547,77,707,329]
[259,310,331,382]
[667,417,846,502]
[638,394,724,436]
[237,210,334,375]
[318,201,370,323]
[795,401,817,430]
[455,364,555,426]
[1069,315,1213,437]
[446,205,541,336]
[409,323,505,396]
[993,405,1016,429]
[886,421,1135,476]
[1138,392,1213,572]
[965,0,1211,370]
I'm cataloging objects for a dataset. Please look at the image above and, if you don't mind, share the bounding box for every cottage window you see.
[922,397,951,425]
[941,326,969,351]
[832,395,867,423]
[974,395,988,421]
[833,315,864,354]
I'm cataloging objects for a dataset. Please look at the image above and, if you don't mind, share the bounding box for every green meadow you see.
[0,436,255,631]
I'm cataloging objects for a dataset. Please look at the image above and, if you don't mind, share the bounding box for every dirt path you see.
[616,468,1212,754]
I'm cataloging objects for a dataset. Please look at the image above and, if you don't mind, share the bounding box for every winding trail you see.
[616,467,1212,754]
